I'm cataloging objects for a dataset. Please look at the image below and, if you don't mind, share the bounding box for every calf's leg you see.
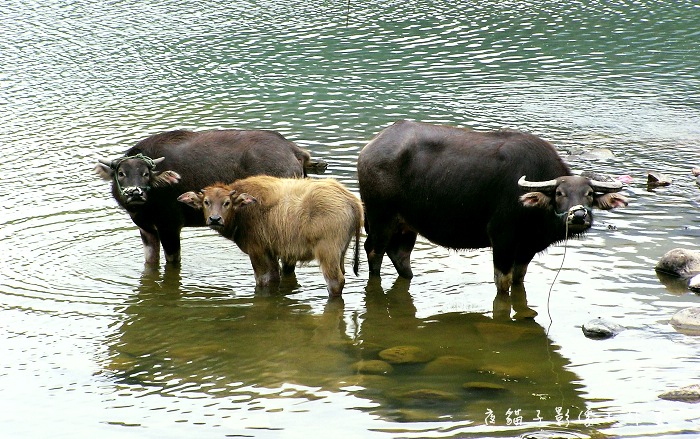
[249,253,281,287]
[281,260,296,275]
[316,245,345,297]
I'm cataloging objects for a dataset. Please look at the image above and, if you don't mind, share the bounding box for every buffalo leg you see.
[249,253,280,287]
[363,209,399,277]
[281,260,296,275]
[158,226,182,264]
[316,246,345,297]
[493,268,513,296]
[364,233,385,276]
[386,228,417,279]
[511,260,537,319]
[139,228,160,265]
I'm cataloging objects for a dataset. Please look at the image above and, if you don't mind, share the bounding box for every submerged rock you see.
[582,318,625,339]
[393,388,459,405]
[422,355,477,375]
[462,381,508,393]
[351,359,393,375]
[378,345,434,364]
[670,307,700,336]
[659,384,700,402]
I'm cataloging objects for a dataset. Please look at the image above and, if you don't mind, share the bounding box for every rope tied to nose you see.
[110,153,159,196]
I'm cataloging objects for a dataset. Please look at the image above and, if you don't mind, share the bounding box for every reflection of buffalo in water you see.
[105,269,599,433]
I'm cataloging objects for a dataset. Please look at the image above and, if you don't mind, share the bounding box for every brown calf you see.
[178,176,363,297]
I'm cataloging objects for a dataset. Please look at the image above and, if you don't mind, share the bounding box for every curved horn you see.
[152,157,165,167]
[518,176,559,193]
[98,157,114,167]
[589,179,623,193]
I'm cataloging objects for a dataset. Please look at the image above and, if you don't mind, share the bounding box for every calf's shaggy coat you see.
[178,176,363,297]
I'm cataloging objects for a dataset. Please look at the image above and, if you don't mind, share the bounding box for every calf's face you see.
[177,187,257,231]
[520,176,628,233]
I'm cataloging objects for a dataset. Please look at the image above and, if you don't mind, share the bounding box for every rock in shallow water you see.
[655,248,700,278]
[462,381,508,393]
[647,171,672,187]
[351,359,393,375]
[582,318,624,339]
[422,355,476,375]
[670,307,700,336]
[378,345,434,364]
[659,384,700,402]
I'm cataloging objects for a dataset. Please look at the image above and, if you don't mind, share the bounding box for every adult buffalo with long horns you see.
[95,129,326,265]
[357,120,627,312]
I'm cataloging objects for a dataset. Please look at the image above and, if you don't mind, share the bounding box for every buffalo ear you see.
[94,162,113,180]
[177,191,203,209]
[595,192,628,210]
[233,193,257,208]
[151,170,181,188]
[520,192,550,208]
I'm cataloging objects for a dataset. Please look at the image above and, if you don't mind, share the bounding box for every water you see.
[1,0,700,437]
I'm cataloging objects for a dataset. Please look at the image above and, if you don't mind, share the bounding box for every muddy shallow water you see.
[1,1,700,437]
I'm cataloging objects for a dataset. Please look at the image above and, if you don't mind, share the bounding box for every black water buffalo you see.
[357,120,628,309]
[96,129,325,265]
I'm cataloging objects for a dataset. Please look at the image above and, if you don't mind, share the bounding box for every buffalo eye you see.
[556,190,565,198]
[117,170,126,178]
[142,171,149,178]
[223,200,231,208]
[203,199,210,207]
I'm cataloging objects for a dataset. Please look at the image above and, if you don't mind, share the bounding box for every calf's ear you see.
[151,170,181,187]
[520,192,550,208]
[233,193,257,208]
[177,191,203,209]
[595,192,628,210]
[94,162,113,180]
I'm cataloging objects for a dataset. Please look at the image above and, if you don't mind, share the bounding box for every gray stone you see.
[647,171,672,187]
[378,345,434,364]
[659,384,700,402]
[670,307,700,336]
[351,360,393,375]
[582,318,624,339]
[655,248,700,278]
[462,381,508,393]
[422,355,477,375]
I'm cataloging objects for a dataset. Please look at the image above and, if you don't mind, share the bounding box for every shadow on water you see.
[106,268,605,434]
